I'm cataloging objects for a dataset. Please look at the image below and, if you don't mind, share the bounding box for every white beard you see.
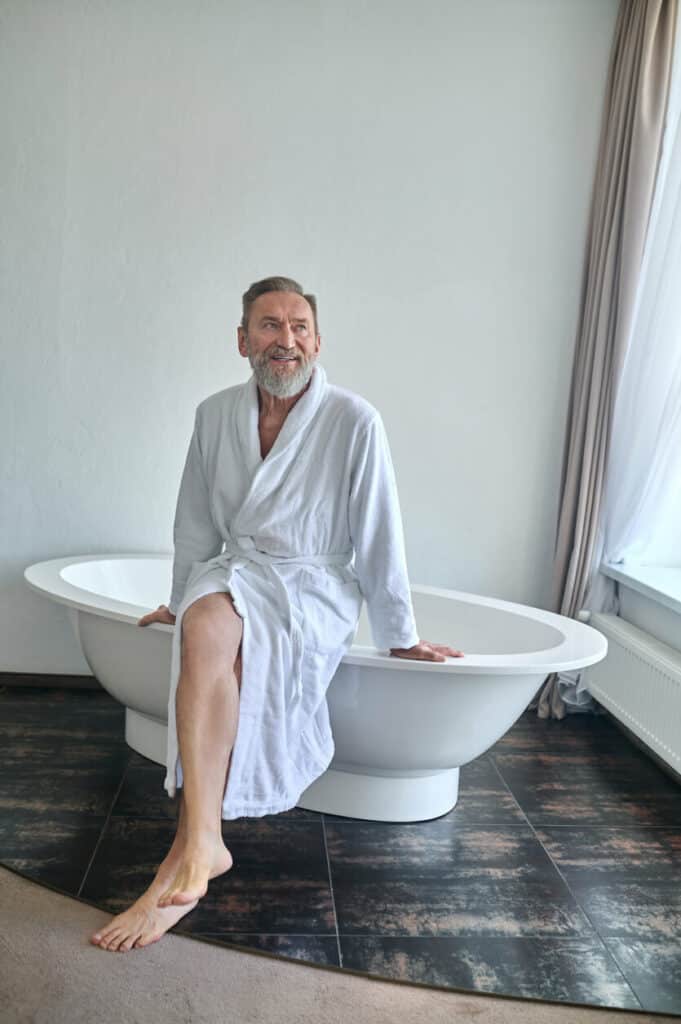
[248,350,317,399]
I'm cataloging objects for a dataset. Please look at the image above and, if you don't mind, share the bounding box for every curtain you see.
[596,43,681,572]
[533,0,678,720]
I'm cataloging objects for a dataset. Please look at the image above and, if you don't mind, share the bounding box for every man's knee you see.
[181,592,243,659]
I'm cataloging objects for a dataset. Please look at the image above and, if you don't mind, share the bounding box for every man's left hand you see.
[389,640,464,661]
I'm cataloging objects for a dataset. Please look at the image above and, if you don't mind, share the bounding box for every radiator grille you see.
[584,612,681,774]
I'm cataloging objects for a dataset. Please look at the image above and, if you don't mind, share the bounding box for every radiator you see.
[583,612,681,775]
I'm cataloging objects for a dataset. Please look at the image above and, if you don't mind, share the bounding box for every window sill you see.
[600,562,681,617]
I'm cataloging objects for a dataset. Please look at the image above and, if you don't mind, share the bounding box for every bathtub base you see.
[297,765,460,822]
[126,708,167,765]
[126,708,460,822]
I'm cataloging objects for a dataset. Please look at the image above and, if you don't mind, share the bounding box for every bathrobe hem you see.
[219,758,333,818]
[162,748,333,820]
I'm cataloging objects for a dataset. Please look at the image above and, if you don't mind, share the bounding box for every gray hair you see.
[240,275,319,336]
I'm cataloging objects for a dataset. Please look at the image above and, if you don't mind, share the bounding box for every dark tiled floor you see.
[2,685,681,1013]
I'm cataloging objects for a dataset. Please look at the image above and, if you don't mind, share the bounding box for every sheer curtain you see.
[565,18,681,705]
[597,44,681,572]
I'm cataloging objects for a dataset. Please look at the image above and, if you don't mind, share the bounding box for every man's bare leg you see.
[156,593,243,907]
[89,593,242,951]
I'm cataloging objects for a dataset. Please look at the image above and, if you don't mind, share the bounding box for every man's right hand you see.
[137,604,176,627]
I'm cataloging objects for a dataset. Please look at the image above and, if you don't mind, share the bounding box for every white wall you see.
[1,0,619,673]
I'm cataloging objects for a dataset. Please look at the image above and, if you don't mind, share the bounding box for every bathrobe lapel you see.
[232,362,329,523]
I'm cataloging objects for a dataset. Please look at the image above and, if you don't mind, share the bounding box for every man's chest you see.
[258,421,283,460]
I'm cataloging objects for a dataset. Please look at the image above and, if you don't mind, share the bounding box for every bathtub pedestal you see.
[126,708,168,765]
[125,708,461,823]
[297,765,460,822]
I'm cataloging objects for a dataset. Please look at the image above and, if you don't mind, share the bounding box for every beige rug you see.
[0,866,673,1024]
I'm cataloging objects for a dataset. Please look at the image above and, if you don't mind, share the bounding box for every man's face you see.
[238,291,321,401]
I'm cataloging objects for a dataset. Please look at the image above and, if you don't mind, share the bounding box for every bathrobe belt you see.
[202,536,354,707]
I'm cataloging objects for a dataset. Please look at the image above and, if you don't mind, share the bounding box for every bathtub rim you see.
[24,553,607,676]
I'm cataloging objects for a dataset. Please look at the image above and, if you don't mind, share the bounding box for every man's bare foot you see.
[89,844,200,953]
[157,833,233,907]
[90,889,199,952]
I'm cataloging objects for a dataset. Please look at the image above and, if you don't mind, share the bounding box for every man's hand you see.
[137,604,176,627]
[389,640,463,661]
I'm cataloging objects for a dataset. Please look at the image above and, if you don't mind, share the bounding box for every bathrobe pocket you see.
[296,568,362,654]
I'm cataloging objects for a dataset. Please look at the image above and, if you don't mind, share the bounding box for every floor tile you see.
[0,688,130,822]
[491,709,625,756]
[190,933,340,966]
[0,686,129,786]
[0,684,126,735]
[567,883,681,940]
[110,753,181,820]
[0,809,106,894]
[492,750,681,827]
[326,821,593,937]
[80,816,335,935]
[536,826,681,942]
[340,935,640,1008]
[604,937,681,1014]
[536,826,681,885]
[0,758,130,822]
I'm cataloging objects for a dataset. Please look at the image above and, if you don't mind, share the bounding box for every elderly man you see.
[90,275,463,953]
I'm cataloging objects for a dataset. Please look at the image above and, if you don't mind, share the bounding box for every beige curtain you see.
[534,0,678,719]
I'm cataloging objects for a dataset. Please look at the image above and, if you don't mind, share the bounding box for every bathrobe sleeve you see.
[167,407,224,615]
[348,413,420,651]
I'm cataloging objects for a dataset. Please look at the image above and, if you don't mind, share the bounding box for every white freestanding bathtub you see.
[24,554,607,822]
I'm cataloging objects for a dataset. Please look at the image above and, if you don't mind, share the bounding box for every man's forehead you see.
[253,293,313,322]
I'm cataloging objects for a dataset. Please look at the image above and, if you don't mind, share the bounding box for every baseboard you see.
[0,672,103,691]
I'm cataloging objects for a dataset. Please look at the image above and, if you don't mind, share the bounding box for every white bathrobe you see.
[164,361,419,819]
